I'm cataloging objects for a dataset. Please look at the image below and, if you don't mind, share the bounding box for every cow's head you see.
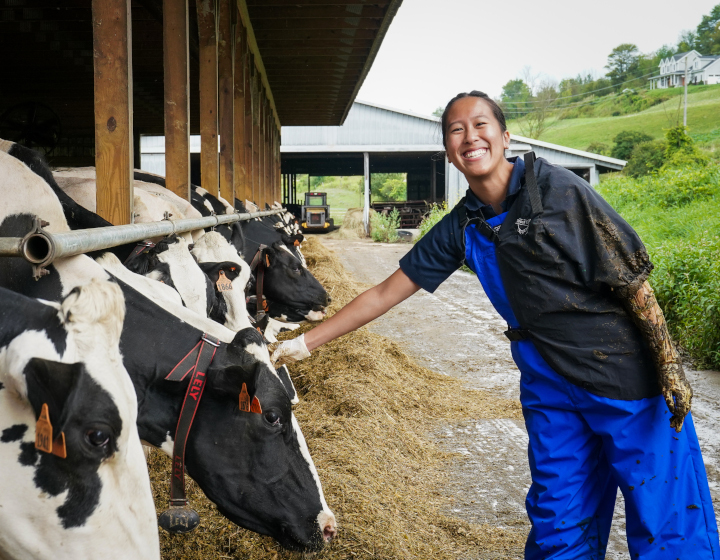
[0,282,159,560]
[258,242,329,321]
[181,328,336,550]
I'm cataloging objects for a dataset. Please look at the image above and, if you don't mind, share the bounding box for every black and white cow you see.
[232,202,330,322]
[0,281,159,560]
[0,150,336,550]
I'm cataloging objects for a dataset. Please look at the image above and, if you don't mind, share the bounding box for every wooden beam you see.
[233,19,247,205]
[92,0,133,225]
[251,17,384,31]
[196,0,218,196]
[252,66,260,204]
[258,87,266,206]
[217,0,234,202]
[243,48,253,204]
[246,0,391,6]
[163,0,190,201]
[248,5,387,19]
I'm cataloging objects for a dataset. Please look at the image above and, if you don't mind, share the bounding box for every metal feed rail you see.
[0,209,284,278]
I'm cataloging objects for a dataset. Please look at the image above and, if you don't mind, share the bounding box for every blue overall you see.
[465,212,719,559]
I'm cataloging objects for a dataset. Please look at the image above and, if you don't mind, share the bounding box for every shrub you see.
[651,235,720,369]
[586,142,610,156]
[624,140,667,177]
[370,208,400,243]
[611,130,654,161]
[416,202,449,241]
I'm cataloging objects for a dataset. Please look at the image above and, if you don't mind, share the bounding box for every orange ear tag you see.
[265,255,270,268]
[293,240,300,247]
[239,383,251,412]
[52,432,67,459]
[250,396,262,414]
[35,403,53,454]
[216,270,232,292]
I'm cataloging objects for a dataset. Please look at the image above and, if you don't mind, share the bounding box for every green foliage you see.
[624,140,667,177]
[586,142,610,155]
[695,3,720,55]
[611,130,654,160]
[500,79,532,117]
[605,43,640,85]
[416,202,449,241]
[661,126,710,170]
[597,163,720,368]
[432,106,444,118]
[370,208,400,243]
[371,173,407,202]
[664,125,694,157]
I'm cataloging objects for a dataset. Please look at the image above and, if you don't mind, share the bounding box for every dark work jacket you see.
[402,156,660,400]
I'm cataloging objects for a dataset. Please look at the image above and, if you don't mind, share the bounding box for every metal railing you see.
[0,209,284,278]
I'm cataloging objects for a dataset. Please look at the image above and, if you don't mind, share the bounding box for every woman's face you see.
[444,97,510,183]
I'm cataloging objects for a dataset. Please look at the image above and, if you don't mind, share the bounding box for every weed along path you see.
[319,236,720,560]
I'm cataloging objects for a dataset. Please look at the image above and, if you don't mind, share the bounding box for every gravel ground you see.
[319,236,720,560]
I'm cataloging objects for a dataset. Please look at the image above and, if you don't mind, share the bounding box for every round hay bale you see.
[333,207,374,239]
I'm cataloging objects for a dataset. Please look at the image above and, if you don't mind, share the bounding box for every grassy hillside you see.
[507,85,720,153]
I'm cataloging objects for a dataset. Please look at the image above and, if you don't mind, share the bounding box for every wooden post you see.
[252,67,260,204]
[259,91,266,206]
[243,49,253,205]
[92,0,133,225]
[233,20,247,207]
[163,0,190,201]
[196,0,218,196]
[217,0,234,203]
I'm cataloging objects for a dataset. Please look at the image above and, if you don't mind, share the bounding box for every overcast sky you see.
[357,0,719,116]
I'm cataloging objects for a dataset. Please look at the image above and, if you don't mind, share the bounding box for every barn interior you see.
[0,0,402,223]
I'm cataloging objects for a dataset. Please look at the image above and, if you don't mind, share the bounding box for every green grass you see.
[508,85,720,151]
[290,176,364,225]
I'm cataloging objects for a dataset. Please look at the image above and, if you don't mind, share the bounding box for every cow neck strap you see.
[249,245,269,319]
[523,152,543,216]
[158,332,220,534]
[123,240,155,265]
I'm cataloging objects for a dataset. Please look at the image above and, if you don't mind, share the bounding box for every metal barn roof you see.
[281,100,626,205]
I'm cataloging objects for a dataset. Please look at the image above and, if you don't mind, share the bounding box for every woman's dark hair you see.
[440,91,507,148]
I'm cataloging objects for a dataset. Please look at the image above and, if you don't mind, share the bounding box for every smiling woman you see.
[273,90,720,560]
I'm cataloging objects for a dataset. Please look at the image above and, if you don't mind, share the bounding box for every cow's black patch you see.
[1,424,28,442]
[0,275,66,355]
[23,358,121,529]
[19,441,38,466]
[134,170,166,187]
[0,381,4,390]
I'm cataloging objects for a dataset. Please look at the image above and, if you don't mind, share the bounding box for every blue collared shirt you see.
[400,157,525,293]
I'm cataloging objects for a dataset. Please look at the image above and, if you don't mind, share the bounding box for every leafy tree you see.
[695,4,720,54]
[500,79,532,117]
[664,125,693,157]
[605,44,640,86]
[624,140,667,177]
[432,106,444,118]
[370,173,406,201]
[610,130,654,160]
[677,30,698,53]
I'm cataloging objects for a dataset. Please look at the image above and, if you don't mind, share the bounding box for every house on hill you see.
[651,50,720,88]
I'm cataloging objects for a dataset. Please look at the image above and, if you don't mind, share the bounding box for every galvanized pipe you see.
[1,209,284,274]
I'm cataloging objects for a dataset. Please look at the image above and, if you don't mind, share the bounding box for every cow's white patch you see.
[244,342,277,376]
[290,414,336,536]
[155,237,208,316]
[305,310,325,322]
[160,433,175,457]
[190,232,252,331]
[96,253,238,343]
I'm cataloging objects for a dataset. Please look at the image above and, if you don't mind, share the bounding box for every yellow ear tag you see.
[239,383,251,412]
[35,403,53,454]
[52,432,67,459]
[216,270,232,292]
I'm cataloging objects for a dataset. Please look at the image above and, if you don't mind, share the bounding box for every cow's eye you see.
[264,411,281,425]
[85,429,111,447]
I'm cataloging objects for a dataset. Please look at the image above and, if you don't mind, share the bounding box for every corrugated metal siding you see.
[281,102,441,148]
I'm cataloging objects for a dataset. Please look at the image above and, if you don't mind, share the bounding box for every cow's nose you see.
[318,511,337,542]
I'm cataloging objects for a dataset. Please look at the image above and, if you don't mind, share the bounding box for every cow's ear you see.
[23,358,84,429]
[262,245,276,266]
[198,261,223,284]
[275,365,299,405]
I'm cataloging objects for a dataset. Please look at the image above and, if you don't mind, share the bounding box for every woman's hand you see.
[659,360,693,432]
[272,334,311,366]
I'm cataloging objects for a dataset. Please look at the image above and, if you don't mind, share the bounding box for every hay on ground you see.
[147,236,524,559]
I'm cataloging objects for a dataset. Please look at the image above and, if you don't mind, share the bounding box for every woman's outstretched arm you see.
[272,268,421,362]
